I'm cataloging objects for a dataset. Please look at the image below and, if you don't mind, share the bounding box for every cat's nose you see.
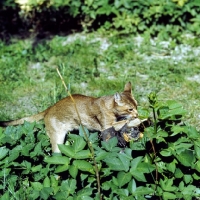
[133,112,138,118]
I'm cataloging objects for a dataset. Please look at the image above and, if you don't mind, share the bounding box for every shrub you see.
[1,92,200,199]
[1,0,200,40]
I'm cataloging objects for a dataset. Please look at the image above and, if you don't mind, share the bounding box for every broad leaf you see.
[134,186,154,195]
[58,145,75,157]
[68,134,87,152]
[43,177,50,187]
[60,179,77,195]
[101,137,119,151]
[118,153,131,172]
[74,149,91,159]
[76,188,93,196]
[117,171,132,188]
[128,179,136,194]
[0,147,8,160]
[131,156,143,170]
[163,192,177,199]
[55,164,69,173]
[130,170,146,182]
[69,165,78,178]
[73,160,94,174]
[195,160,200,173]
[137,162,155,173]
[104,157,126,171]
[31,182,43,191]
[95,150,109,161]
[31,164,42,172]
[44,156,70,165]
[176,150,194,167]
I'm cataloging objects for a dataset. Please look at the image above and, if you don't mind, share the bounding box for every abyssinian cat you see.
[0,82,138,152]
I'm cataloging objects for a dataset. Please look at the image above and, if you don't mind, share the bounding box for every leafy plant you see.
[1,92,199,199]
[1,0,200,40]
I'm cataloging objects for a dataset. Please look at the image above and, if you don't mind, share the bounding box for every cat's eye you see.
[128,108,133,112]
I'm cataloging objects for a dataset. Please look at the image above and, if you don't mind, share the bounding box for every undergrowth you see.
[0,93,200,199]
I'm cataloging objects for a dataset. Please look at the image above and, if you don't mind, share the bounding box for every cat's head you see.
[114,82,138,120]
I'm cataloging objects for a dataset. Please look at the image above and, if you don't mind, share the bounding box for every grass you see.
[0,32,200,129]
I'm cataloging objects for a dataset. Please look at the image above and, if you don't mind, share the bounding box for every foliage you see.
[1,0,200,40]
[1,94,200,199]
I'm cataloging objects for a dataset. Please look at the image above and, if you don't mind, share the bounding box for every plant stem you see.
[152,107,157,135]
[56,67,102,199]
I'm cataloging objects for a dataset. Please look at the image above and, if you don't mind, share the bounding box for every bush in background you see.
[1,0,200,41]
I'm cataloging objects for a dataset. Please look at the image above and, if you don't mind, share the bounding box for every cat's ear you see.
[114,93,124,106]
[124,82,132,93]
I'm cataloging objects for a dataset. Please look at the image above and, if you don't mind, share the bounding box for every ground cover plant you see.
[0,92,200,199]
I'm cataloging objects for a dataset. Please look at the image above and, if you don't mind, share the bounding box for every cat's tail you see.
[0,110,47,127]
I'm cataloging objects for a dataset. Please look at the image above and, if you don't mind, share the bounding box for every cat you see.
[0,82,138,152]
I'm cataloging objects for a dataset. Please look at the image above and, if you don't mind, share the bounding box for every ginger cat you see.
[0,82,138,152]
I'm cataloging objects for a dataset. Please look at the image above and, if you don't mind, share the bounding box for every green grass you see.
[0,32,200,129]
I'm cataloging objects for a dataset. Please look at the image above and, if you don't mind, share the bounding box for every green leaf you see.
[73,160,94,174]
[40,187,54,200]
[130,140,146,150]
[112,176,119,186]
[79,125,90,139]
[43,177,50,187]
[60,179,77,195]
[117,171,132,188]
[76,187,93,196]
[58,145,75,157]
[128,179,136,194]
[160,149,172,157]
[194,141,200,159]
[166,160,176,173]
[118,153,131,172]
[163,192,177,199]
[184,175,192,184]
[31,182,43,191]
[137,162,155,173]
[104,157,126,171]
[174,168,183,178]
[134,186,154,195]
[158,101,187,120]
[32,164,42,172]
[176,150,194,167]
[131,156,143,170]
[187,126,199,139]
[8,149,20,162]
[50,175,59,194]
[0,168,11,178]
[88,132,99,143]
[171,125,185,136]
[69,134,87,152]
[69,165,78,178]
[130,170,147,182]
[160,178,177,192]
[55,164,69,173]
[102,181,111,191]
[74,149,91,159]
[115,188,129,197]
[95,150,109,161]
[101,137,119,151]
[195,160,200,173]
[0,147,8,160]
[44,156,70,165]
